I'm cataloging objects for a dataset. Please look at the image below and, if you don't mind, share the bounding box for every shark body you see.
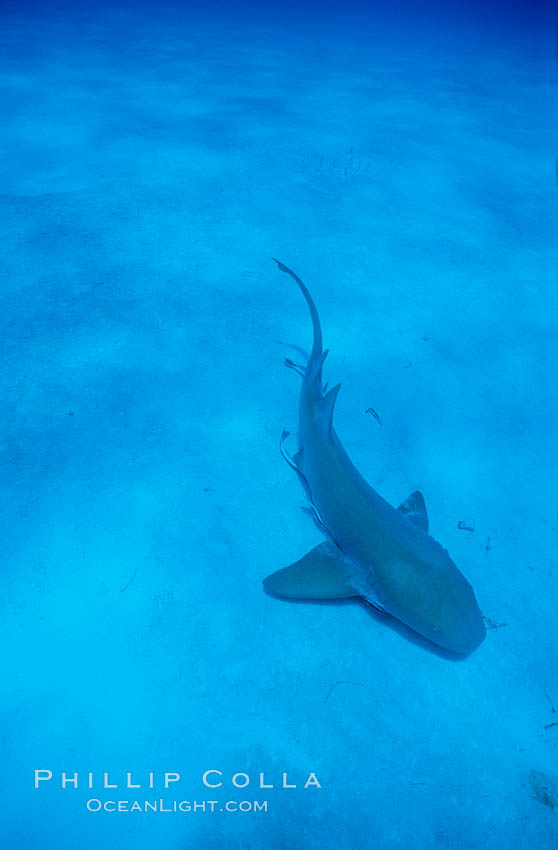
[263,260,485,655]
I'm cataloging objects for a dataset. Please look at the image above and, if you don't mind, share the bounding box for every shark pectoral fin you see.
[263,541,358,600]
[397,490,429,533]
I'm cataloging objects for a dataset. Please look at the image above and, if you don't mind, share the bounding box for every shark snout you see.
[433,613,486,654]
[426,586,486,655]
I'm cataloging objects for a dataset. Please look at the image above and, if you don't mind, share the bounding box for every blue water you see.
[1,1,558,847]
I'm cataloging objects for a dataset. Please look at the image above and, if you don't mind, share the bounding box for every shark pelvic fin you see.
[397,490,429,533]
[263,541,358,599]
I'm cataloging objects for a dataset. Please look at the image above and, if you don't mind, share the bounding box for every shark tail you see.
[272,259,323,365]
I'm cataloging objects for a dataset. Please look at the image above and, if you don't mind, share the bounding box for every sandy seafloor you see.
[1,1,558,848]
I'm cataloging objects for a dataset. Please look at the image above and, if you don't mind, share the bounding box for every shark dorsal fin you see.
[397,490,429,533]
[309,348,329,384]
[317,383,341,439]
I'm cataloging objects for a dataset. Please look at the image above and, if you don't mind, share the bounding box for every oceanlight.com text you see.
[86,798,268,813]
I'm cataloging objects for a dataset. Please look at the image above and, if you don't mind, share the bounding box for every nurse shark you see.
[263,260,485,655]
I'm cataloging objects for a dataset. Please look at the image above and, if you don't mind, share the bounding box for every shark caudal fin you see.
[263,541,358,600]
[272,259,324,380]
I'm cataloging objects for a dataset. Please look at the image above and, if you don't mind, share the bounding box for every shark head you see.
[373,544,487,655]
